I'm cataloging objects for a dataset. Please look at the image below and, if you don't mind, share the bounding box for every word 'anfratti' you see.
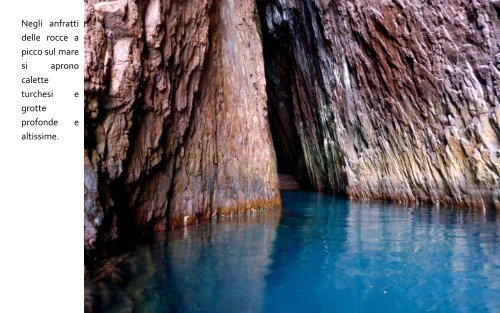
[21,19,79,29]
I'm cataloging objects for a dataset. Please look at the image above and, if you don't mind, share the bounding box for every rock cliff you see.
[85,0,499,255]
[84,0,280,254]
[260,0,499,208]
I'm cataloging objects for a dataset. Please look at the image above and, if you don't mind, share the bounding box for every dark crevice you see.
[257,0,345,192]
[257,0,310,190]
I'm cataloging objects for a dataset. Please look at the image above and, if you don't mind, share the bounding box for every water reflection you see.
[85,209,281,313]
[263,191,350,312]
[85,191,500,313]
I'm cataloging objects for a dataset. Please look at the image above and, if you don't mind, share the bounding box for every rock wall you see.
[84,0,280,253]
[260,0,499,209]
[85,0,500,254]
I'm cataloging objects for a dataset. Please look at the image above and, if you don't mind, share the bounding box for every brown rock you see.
[260,0,499,210]
[85,0,500,255]
[84,0,280,253]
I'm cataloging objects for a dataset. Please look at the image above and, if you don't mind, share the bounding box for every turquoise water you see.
[85,191,500,313]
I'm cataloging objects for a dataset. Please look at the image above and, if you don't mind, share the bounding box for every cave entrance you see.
[257,1,310,191]
[270,111,307,191]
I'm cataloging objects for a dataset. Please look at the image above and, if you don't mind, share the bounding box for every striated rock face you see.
[85,0,500,255]
[259,0,499,209]
[84,0,280,253]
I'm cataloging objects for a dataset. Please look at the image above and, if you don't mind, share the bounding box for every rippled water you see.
[85,191,500,313]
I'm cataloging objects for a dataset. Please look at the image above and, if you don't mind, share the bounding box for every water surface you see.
[85,191,500,312]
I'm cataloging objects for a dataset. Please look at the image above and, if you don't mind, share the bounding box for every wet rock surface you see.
[84,0,280,255]
[260,0,499,209]
[279,174,302,190]
[85,0,500,256]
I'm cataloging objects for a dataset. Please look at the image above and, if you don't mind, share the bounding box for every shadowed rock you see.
[260,0,499,209]
[85,0,499,255]
[84,0,280,254]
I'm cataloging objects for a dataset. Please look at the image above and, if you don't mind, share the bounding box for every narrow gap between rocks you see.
[257,0,310,191]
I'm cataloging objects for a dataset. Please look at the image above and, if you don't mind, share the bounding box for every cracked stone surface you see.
[260,0,499,209]
[84,0,280,253]
[85,0,499,254]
